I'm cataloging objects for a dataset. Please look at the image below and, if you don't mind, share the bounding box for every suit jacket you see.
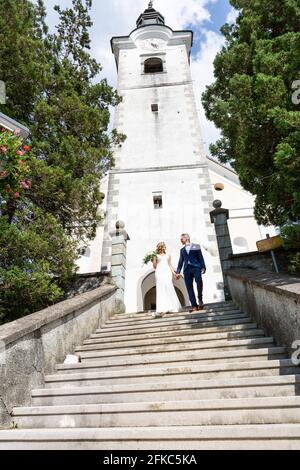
[176,243,206,274]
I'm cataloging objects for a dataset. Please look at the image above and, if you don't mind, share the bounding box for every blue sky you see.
[189,0,232,57]
[43,0,237,153]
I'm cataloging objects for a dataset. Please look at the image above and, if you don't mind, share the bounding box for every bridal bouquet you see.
[143,251,157,265]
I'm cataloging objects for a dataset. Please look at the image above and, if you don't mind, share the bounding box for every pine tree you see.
[202,0,300,227]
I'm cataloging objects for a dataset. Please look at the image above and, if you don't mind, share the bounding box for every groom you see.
[176,233,206,312]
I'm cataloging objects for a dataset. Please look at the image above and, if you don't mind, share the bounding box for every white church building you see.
[78,3,276,313]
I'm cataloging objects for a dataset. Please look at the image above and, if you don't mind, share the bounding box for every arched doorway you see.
[139,270,189,312]
[144,286,185,311]
[144,287,156,311]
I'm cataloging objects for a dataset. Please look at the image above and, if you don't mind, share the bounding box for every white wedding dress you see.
[155,254,181,313]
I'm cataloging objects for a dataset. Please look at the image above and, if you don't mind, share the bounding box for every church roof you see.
[206,155,244,187]
[0,111,30,140]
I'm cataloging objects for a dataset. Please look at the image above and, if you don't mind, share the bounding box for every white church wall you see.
[113,83,203,169]
[102,22,225,312]
[114,42,205,170]
[115,167,224,312]
[209,168,277,254]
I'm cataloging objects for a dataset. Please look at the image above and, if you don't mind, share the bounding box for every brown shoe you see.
[189,307,198,313]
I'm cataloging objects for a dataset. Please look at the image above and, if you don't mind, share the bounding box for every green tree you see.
[0,0,124,321]
[202,0,300,227]
[0,210,77,321]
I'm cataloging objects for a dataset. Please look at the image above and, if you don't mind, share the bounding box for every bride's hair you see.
[156,242,166,254]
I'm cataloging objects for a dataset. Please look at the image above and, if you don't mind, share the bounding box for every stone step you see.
[89,322,259,342]
[109,304,238,322]
[31,374,300,406]
[105,309,245,327]
[12,396,300,429]
[92,318,255,339]
[1,424,300,449]
[82,328,265,350]
[75,337,275,359]
[111,301,236,319]
[57,347,287,374]
[96,313,251,333]
[44,359,299,388]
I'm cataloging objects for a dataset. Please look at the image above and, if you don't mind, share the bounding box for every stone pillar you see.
[109,221,130,313]
[210,200,233,300]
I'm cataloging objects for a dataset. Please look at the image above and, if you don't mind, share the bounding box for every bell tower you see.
[102,3,224,312]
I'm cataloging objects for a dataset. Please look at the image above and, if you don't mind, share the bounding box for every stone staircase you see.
[0,301,300,449]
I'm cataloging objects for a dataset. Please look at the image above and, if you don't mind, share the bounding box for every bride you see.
[152,242,181,317]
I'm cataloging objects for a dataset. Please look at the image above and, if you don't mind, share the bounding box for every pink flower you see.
[16,150,25,156]
[14,192,20,199]
[0,171,8,178]
[20,180,31,189]
[0,145,8,153]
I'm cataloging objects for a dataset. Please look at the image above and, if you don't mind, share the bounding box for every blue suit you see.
[176,243,206,308]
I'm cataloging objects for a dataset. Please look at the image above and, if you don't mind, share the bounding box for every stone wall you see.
[0,283,117,428]
[228,248,297,275]
[227,269,300,355]
[63,272,110,299]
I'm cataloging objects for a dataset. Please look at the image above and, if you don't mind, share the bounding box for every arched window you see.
[144,57,163,74]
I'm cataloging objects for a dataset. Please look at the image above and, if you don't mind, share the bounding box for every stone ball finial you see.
[116,220,125,230]
[213,199,222,209]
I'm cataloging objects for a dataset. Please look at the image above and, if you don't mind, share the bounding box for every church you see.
[78,2,277,313]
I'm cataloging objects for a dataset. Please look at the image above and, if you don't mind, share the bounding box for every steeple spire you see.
[136,1,165,28]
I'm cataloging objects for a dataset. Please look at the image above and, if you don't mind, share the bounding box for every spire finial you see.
[148,1,154,8]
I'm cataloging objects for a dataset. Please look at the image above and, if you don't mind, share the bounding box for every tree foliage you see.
[202,0,300,226]
[281,223,300,275]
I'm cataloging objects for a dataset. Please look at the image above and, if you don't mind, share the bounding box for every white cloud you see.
[191,29,225,152]
[226,6,239,23]
[147,0,215,29]
[43,0,226,153]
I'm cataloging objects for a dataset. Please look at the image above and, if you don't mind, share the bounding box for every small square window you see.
[153,194,163,209]
[151,104,159,112]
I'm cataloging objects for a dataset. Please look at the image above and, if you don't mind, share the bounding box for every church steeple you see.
[136,1,165,28]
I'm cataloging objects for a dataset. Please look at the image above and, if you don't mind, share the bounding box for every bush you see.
[0,210,77,322]
[281,224,300,275]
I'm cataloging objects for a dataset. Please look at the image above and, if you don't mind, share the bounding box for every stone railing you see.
[0,281,117,428]
[227,269,300,355]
